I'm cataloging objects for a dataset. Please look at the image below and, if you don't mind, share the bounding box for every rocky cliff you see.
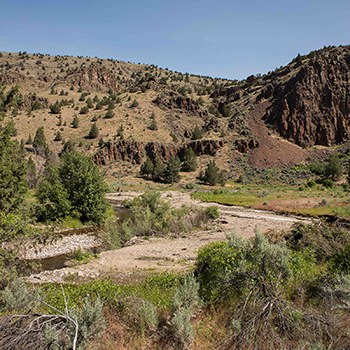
[262,46,350,147]
[94,139,226,166]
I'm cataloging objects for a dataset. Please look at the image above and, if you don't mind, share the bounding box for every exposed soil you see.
[248,102,308,168]
[27,191,310,284]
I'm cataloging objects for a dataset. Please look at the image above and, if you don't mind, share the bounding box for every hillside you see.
[1,45,350,173]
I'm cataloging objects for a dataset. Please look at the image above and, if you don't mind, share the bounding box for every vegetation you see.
[198,160,226,186]
[181,147,197,172]
[103,191,216,247]
[139,157,181,183]
[36,165,71,221]
[71,115,79,128]
[87,123,99,139]
[33,126,50,156]
[0,122,27,213]
[36,150,107,224]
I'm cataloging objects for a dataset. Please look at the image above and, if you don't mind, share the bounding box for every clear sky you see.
[0,0,349,80]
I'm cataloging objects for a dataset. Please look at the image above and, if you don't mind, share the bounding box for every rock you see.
[21,93,48,110]
[234,138,259,153]
[62,62,120,92]
[94,139,225,165]
[264,47,350,147]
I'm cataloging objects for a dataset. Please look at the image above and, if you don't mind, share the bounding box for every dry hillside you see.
[1,45,349,174]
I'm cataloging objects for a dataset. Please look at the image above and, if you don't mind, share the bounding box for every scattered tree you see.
[199,160,226,186]
[36,165,71,221]
[33,127,49,156]
[87,123,99,139]
[54,131,62,141]
[163,157,181,184]
[181,147,197,172]
[192,125,203,140]
[71,115,79,128]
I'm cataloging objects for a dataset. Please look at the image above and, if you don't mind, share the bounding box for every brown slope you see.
[248,102,307,168]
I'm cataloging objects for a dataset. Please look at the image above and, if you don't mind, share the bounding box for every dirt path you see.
[28,191,310,284]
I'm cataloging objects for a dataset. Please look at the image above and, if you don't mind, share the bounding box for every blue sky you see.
[0,0,349,79]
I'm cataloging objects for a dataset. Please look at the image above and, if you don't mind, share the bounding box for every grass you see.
[192,184,350,220]
[59,216,85,229]
[71,248,98,264]
[41,273,179,312]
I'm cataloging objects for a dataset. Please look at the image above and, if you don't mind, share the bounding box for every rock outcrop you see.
[63,63,120,92]
[263,47,350,147]
[21,94,49,110]
[153,93,208,117]
[94,139,226,166]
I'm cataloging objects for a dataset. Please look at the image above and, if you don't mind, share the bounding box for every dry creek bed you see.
[25,191,311,284]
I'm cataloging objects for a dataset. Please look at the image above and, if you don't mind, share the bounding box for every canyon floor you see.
[27,191,310,284]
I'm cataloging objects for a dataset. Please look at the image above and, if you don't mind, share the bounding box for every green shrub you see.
[171,307,194,349]
[331,243,350,274]
[181,147,197,172]
[204,206,219,220]
[198,160,226,186]
[172,274,201,312]
[72,297,106,348]
[0,278,36,312]
[196,234,294,302]
[184,182,195,190]
[170,274,200,349]
[285,222,350,262]
[195,241,237,302]
[322,178,334,188]
[117,296,158,335]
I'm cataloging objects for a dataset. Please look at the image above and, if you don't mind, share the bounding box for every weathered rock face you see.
[21,94,49,110]
[264,47,350,147]
[0,71,26,84]
[63,63,120,92]
[234,138,259,153]
[153,93,208,117]
[94,140,145,165]
[94,139,226,166]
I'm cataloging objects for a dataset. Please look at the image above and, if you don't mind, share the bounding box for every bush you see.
[195,241,237,302]
[80,106,89,114]
[172,274,201,312]
[117,296,158,335]
[120,191,206,240]
[204,206,219,220]
[198,160,226,186]
[71,115,79,128]
[170,274,200,349]
[331,243,350,274]
[53,131,62,141]
[285,222,350,262]
[148,119,158,130]
[87,123,99,139]
[191,125,203,140]
[0,278,35,312]
[72,297,106,348]
[325,154,342,181]
[104,109,114,119]
[140,157,154,178]
[181,147,197,172]
[171,307,194,349]
[196,233,294,302]
[322,178,334,188]
[130,99,139,108]
[49,101,61,114]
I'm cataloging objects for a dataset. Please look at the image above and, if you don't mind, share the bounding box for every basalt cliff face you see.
[263,47,350,147]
